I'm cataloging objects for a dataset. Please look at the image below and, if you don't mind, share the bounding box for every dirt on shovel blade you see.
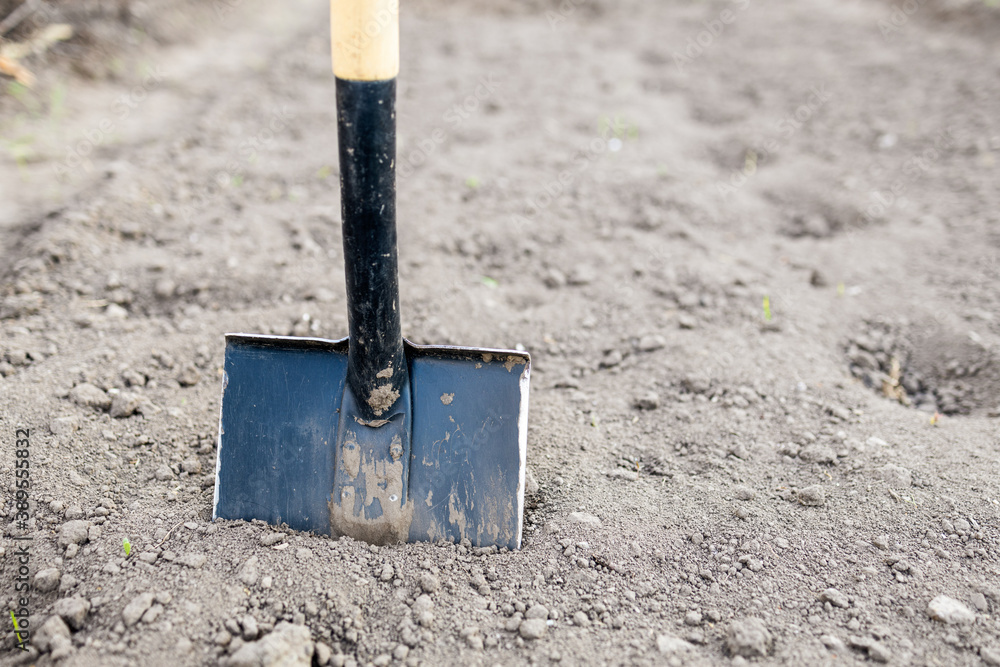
[1,0,1000,666]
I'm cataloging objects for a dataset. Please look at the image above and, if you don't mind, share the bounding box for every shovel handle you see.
[331,0,399,82]
[333,0,406,420]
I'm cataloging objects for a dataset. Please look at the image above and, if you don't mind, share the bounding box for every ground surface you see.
[2,0,1000,665]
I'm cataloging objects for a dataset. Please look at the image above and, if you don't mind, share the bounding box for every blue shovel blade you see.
[213,334,530,550]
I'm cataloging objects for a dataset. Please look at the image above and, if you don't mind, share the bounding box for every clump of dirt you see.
[846,318,1000,416]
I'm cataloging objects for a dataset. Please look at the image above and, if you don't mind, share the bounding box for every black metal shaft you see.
[336,77,406,419]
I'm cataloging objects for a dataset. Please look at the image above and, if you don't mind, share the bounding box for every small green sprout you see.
[316,165,332,179]
[762,295,772,321]
[123,537,132,558]
[480,276,499,288]
[836,282,846,297]
[10,611,24,644]
[465,176,481,189]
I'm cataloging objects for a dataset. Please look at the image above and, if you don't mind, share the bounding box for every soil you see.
[2,0,1000,665]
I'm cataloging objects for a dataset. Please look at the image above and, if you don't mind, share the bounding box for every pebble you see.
[981,647,1000,666]
[684,611,703,626]
[181,458,202,475]
[178,553,207,569]
[52,596,90,630]
[798,444,837,464]
[34,567,62,593]
[678,313,698,329]
[525,605,548,620]
[36,615,71,652]
[122,592,155,627]
[177,365,201,387]
[726,618,772,657]
[927,595,975,625]
[58,520,92,547]
[820,588,850,609]
[519,618,547,640]
[607,469,639,481]
[525,468,540,495]
[142,604,164,624]
[260,533,285,546]
[634,391,660,410]
[69,383,112,411]
[419,573,440,594]
[796,485,826,506]
[239,557,260,586]
[315,642,332,666]
[49,416,79,437]
[572,611,590,627]
[656,634,694,655]
[637,334,666,352]
[110,392,141,419]
[567,511,601,526]
[227,622,313,667]
[876,464,912,488]
[154,465,175,481]
[241,615,259,640]
[733,486,756,501]
[295,548,313,561]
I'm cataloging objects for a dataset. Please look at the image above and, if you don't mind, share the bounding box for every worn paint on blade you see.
[440,393,454,405]
[330,450,413,545]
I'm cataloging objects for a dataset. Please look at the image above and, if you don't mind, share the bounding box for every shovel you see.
[212,0,530,549]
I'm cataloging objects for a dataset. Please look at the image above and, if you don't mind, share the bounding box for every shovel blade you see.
[214,334,529,549]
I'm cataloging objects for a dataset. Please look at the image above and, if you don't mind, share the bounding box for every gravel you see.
[122,593,156,627]
[519,618,547,640]
[33,567,62,592]
[796,485,826,506]
[926,595,975,625]
[69,383,111,410]
[226,622,314,667]
[52,596,90,630]
[57,520,92,547]
[726,618,772,657]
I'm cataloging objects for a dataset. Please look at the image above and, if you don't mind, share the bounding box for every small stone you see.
[634,391,660,410]
[927,595,975,625]
[567,511,601,526]
[110,392,141,418]
[142,604,164,624]
[971,592,988,612]
[138,551,158,564]
[607,468,639,481]
[69,383,111,411]
[105,303,129,319]
[315,642,333,666]
[181,457,202,475]
[122,593,155,627]
[637,334,666,352]
[295,548,313,561]
[877,464,912,488]
[154,465,175,481]
[419,573,440,594]
[58,520,92,547]
[65,505,85,520]
[88,525,102,542]
[392,644,409,661]
[734,486,756,501]
[36,615,71,652]
[796,485,826,506]
[726,618,772,657]
[820,588,850,609]
[657,634,694,655]
[678,313,698,329]
[34,568,62,593]
[572,611,590,627]
[242,614,259,640]
[49,416,79,437]
[227,621,314,667]
[684,611,703,626]
[260,533,285,546]
[543,268,567,288]
[525,468,540,495]
[981,647,1000,666]
[239,557,260,586]
[519,618,547,640]
[177,365,201,387]
[52,596,90,630]
[153,278,176,299]
[820,634,846,652]
[868,641,891,663]
[525,604,548,620]
[798,444,837,464]
[178,553,207,569]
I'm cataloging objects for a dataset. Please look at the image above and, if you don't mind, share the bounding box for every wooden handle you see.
[331,0,399,81]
